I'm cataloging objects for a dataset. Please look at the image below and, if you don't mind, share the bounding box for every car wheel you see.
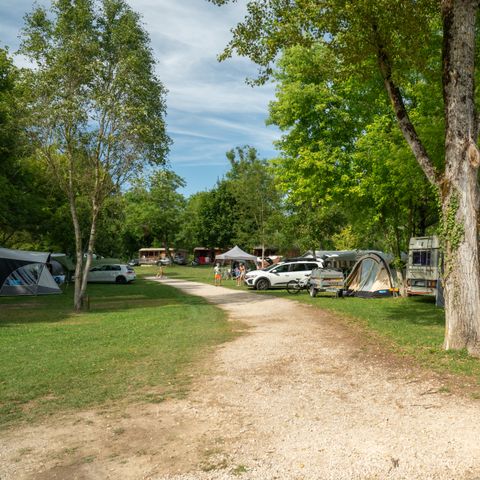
[309,286,318,297]
[116,276,127,284]
[255,278,270,290]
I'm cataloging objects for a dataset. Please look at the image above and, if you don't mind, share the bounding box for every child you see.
[214,263,221,286]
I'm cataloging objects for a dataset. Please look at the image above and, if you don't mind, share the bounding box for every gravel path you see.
[1,278,480,480]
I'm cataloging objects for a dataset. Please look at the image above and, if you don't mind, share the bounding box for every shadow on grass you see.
[0,278,209,327]
[381,296,445,327]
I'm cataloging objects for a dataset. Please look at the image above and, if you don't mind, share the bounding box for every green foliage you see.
[440,193,464,252]
[268,43,439,254]
[225,146,281,250]
[0,48,53,247]
[192,180,239,249]
[209,0,439,86]
[20,0,170,179]
[122,170,186,255]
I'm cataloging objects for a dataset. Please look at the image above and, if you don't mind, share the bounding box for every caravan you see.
[406,236,442,297]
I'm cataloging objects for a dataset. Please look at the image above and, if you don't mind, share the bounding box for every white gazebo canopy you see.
[215,246,257,262]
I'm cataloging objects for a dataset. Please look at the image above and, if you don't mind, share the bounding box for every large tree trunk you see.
[441,0,480,353]
[376,1,480,354]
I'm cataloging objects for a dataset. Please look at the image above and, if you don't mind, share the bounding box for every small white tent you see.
[215,246,258,262]
[0,248,62,296]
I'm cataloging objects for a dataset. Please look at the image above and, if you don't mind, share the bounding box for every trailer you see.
[308,268,345,297]
[406,236,442,297]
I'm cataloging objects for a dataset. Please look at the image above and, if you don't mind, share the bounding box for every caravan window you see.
[412,250,431,266]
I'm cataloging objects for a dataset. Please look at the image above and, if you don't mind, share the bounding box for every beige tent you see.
[345,253,397,298]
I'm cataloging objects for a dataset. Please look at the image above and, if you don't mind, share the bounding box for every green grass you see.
[0,276,237,428]
[164,264,480,384]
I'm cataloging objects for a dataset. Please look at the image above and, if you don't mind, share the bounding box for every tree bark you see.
[69,189,84,312]
[78,201,100,309]
[441,0,480,354]
[375,2,480,354]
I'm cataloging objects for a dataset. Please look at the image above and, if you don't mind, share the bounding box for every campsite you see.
[3,0,480,478]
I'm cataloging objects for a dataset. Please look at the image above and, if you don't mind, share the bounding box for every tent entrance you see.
[0,249,62,297]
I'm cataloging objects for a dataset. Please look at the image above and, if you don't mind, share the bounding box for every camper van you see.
[406,236,442,297]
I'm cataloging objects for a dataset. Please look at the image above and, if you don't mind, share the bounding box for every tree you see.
[225,146,281,257]
[210,0,480,354]
[21,0,170,310]
[197,180,239,250]
[123,170,185,256]
[0,48,49,247]
[269,44,439,257]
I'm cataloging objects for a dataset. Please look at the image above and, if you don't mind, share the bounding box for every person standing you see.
[214,263,222,286]
[156,263,164,279]
[238,263,246,286]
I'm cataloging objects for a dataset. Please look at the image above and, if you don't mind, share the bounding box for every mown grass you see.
[163,264,480,384]
[0,276,237,428]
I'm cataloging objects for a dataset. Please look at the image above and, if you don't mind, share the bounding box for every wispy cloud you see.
[0,0,281,195]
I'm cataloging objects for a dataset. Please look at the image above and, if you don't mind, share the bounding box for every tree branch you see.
[374,27,440,187]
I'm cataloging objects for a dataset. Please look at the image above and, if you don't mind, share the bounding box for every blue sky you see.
[0,0,281,196]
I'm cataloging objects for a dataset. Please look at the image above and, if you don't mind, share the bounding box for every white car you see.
[244,260,323,290]
[87,264,136,284]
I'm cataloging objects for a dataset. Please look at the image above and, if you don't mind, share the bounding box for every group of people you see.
[213,262,246,287]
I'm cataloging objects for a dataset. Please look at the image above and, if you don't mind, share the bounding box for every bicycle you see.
[286,277,311,294]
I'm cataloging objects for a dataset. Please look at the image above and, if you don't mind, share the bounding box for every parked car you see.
[156,257,172,266]
[244,260,323,290]
[128,258,140,266]
[173,254,187,265]
[87,264,136,284]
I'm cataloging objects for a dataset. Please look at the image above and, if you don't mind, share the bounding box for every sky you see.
[0,0,281,196]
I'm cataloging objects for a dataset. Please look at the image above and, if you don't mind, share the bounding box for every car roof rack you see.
[283,256,318,262]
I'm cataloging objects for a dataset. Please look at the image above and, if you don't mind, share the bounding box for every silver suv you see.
[244,260,323,290]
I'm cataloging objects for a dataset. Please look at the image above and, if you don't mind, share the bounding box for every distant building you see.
[138,247,187,265]
[193,247,223,265]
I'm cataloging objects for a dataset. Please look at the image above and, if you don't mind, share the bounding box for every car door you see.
[269,263,292,286]
[97,265,111,282]
[289,263,309,281]
[88,266,103,282]
[110,265,122,282]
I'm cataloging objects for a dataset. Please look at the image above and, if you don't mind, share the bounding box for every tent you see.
[0,248,62,296]
[215,246,258,262]
[345,252,397,298]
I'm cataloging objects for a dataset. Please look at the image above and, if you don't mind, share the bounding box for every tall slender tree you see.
[21,0,170,310]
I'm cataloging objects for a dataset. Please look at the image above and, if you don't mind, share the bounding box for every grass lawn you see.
[0,275,238,429]
[163,264,480,385]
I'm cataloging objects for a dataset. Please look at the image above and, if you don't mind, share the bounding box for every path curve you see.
[1,278,480,480]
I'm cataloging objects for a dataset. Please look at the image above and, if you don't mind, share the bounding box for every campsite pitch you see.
[1,278,480,479]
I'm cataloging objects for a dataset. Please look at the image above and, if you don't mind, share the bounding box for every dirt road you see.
[2,278,480,480]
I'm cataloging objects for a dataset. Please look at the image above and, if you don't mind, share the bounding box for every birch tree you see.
[210,0,480,355]
[21,0,170,310]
